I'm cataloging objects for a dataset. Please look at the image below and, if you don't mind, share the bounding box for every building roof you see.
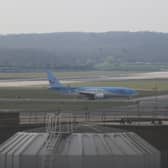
[0,132,159,156]
[0,132,160,168]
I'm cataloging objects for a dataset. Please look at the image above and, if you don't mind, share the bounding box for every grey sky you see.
[0,0,167,34]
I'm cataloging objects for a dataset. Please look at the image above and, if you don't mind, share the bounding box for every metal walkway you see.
[42,112,73,168]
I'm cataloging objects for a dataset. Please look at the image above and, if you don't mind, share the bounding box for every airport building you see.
[0,131,160,168]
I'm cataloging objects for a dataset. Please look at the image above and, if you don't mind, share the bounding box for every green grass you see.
[0,87,133,112]
[73,79,168,90]
[0,72,45,79]
[0,87,71,99]
[0,100,133,112]
[0,71,136,80]
[95,63,168,71]
[0,87,134,112]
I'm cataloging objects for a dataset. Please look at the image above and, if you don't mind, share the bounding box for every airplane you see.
[47,71,138,99]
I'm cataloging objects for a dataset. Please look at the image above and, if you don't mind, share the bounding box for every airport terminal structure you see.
[0,132,160,168]
[0,112,160,168]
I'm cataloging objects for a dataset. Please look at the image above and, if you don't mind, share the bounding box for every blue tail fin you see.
[47,71,63,88]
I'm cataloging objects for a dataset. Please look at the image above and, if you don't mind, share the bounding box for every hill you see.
[0,31,168,71]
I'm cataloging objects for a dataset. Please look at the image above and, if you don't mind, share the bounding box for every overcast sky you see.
[0,0,167,34]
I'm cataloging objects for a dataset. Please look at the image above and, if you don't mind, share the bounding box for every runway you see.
[0,71,168,87]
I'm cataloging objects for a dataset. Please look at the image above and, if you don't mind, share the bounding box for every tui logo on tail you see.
[49,79,55,85]
[47,70,63,88]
